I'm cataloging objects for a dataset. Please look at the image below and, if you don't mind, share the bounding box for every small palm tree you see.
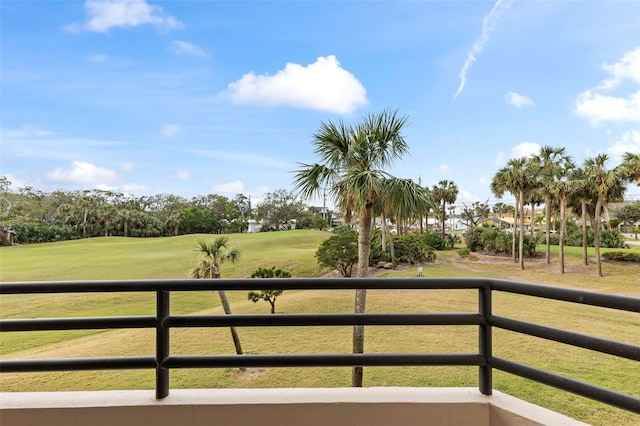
[188,237,243,356]
[619,152,640,185]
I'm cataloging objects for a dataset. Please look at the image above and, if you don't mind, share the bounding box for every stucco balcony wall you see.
[1,387,588,426]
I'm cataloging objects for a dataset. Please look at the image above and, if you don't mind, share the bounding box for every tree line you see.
[0,179,326,245]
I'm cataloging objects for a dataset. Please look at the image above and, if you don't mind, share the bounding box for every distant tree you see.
[96,205,117,237]
[432,180,458,239]
[188,237,243,357]
[460,201,490,227]
[613,202,640,233]
[619,152,640,185]
[584,154,626,277]
[631,226,640,240]
[248,266,291,314]
[255,189,305,231]
[315,230,359,277]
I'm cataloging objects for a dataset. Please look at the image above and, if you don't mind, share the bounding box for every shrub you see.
[315,230,359,277]
[393,234,436,264]
[600,229,627,249]
[420,232,445,250]
[602,251,640,262]
[464,227,484,252]
[457,247,471,258]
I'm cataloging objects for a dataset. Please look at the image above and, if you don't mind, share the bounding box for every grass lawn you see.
[1,233,639,425]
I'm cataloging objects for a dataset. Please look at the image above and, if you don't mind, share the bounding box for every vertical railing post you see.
[156,288,170,399]
[478,283,492,395]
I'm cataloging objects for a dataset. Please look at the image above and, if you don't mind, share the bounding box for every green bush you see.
[464,227,484,252]
[457,247,471,258]
[420,232,445,250]
[315,229,359,277]
[393,234,436,264]
[600,229,627,249]
[602,251,640,262]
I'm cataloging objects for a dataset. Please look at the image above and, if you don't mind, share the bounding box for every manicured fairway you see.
[1,233,639,425]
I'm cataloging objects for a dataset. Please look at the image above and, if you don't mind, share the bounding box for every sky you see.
[1,0,639,208]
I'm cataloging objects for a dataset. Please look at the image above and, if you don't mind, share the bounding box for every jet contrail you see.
[453,0,513,101]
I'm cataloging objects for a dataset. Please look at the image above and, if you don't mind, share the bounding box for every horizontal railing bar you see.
[0,316,157,332]
[490,280,640,313]
[164,353,485,369]
[0,356,156,373]
[491,315,640,362]
[0,278,488,294]
[166,313,484,328]
[491,357,640,414]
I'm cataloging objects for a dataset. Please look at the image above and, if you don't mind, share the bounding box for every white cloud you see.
[607,129,640,161]
[597,47,640,90]
[47,161,117,186]
[161,124,181,138]
[453,0,513,100]
[221,55,368,114]
[504,92,533,108]
[174,171,190,180]
[511,142,541,159]
[120,162,134,171]
[458,189,482,202]
[169,41,208,58]
[66,0,183,33]
[87,53,110,63]
[574,90,640,125]
[575,47,640,125]
[213,180,245,194]
[439,164,450,173]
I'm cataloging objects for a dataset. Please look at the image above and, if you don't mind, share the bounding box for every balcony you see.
[1,278,639,425]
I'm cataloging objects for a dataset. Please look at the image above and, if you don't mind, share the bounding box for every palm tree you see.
[619,152,640,185]
[491,158,534,270]
[532,146,572,264]
[166,211,184,236]
[584,154,626,277]
[293,109,430,387]
[432,180,458,239]
[188,237,243,357]
[76,195,95,238]
[547,160,576,274]
[96,205,117,237]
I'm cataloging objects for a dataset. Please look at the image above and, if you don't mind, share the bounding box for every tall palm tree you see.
[584,154,626,277]
[76,195,95,238]
[619,152,640,185]
[188,237,243,357]
[293,109,430,387]
[432,180,458,239]
[532,146,572,264]
[491,158,534,270]
[547,160,576,274]
[96,205,117,237]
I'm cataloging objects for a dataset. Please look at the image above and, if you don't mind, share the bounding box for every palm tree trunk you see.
[530,202,535,238]
[559,196,566,274]
[353,206,373,387]
[545,198,551,264]
[217,290,245,358]
[441,202,446,239]
[595,197,603,277]
[581,199,588,266]
[512,198,518,263]
[519,191,525,270]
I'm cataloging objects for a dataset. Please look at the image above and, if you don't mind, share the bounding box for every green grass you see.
[1,233,639,425]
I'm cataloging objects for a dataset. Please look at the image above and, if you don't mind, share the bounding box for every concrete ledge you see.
[1,388,588,426]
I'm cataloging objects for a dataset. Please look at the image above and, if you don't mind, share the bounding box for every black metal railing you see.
[1,278,638,414]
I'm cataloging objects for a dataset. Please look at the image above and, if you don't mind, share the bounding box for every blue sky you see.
[1,0,639,207]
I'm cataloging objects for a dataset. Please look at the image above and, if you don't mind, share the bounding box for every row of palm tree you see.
[491,148,639,276]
